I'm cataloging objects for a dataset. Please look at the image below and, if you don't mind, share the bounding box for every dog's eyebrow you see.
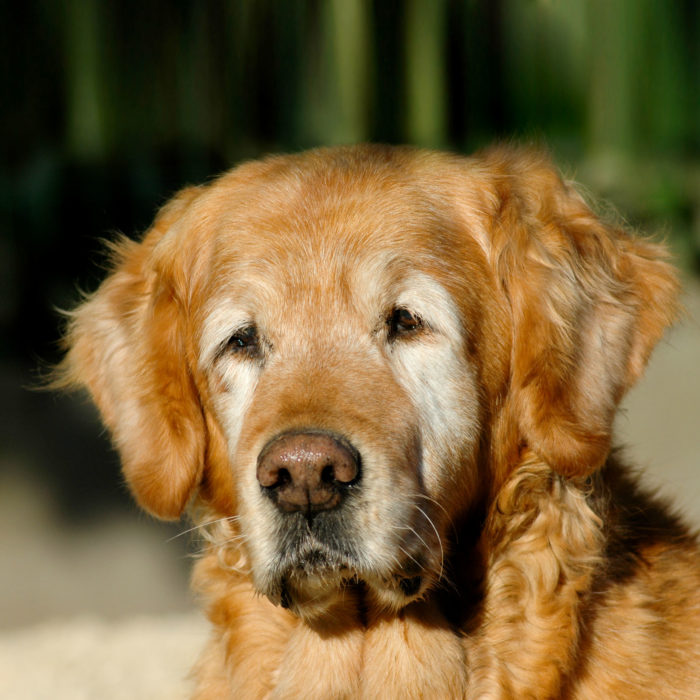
[199,303,254,368]
[392,273,463,339]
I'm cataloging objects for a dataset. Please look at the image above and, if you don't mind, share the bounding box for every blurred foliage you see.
[1,0,699,364]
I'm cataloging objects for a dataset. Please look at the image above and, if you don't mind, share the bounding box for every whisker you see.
[216,533,246,548]
[396,543,424,571]
[414,493,459,541]
[414,493,451,521]
[437,572,459,595]
[391,519,442,581]
[397,523,431,556]
[414,505,445,579]
[166,515,241,543]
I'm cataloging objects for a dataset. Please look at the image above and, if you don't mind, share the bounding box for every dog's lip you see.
[273,530,357,574]
[398,575,423,597]
[275,552,429,595]
[272,524,431,575]
[280,549,355,579]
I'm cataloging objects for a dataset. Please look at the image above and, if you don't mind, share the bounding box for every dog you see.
[56,145,699,698]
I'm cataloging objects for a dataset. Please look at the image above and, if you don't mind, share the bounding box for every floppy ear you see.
[55,187,206,519]
[483,148,679,477]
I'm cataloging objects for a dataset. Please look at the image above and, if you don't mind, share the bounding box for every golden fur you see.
[57,145,700,698]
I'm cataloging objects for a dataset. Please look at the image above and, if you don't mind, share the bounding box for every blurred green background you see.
[1,0,698,629]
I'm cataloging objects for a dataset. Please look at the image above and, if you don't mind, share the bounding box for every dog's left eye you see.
[226,326,261,357]
[388,308,422,339]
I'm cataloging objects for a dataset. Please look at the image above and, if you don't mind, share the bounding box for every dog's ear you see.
[481,148,679,477]
[55,187,206,518]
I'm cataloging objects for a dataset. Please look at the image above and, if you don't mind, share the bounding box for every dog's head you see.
[57,145,678,618]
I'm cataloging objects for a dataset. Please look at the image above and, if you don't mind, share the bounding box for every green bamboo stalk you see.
[586,0,640,156]
[63,0,107,158]
[404,0,447,147]
[327,0,372,144]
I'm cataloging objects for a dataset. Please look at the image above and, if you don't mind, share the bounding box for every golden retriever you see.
[56,145,700,698]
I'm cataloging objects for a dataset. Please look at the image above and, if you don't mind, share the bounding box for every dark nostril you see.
[256,431,360,513]
[276,468,291,488]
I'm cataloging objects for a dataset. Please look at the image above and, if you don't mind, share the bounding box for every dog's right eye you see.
[226,326,261,357]
[387,307,423,340]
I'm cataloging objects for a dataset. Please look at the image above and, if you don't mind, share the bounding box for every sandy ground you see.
[0,614,208,700]
[0,279,698,699]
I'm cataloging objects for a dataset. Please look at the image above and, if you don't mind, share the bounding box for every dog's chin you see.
[271,569,350,621]
[262,556,433,621]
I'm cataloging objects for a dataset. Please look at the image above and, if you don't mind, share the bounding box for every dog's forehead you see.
[204,172,463,303]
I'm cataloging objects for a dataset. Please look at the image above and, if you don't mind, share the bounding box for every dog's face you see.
[58,145,678,619]
[195,172,491,614]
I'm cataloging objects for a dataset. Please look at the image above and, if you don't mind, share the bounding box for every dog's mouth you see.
[271,558,430,620]
[259,513,434,618]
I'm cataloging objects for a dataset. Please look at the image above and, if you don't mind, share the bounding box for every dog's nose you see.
[256,432,360,514]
